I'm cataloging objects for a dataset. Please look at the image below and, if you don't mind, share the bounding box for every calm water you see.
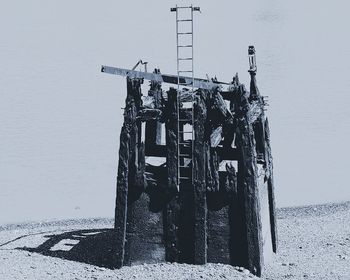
[1,0,350,224]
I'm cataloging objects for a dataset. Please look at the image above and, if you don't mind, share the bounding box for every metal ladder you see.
[171,5,200,190]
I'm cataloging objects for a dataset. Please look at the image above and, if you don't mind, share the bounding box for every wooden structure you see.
[102,46,277,277]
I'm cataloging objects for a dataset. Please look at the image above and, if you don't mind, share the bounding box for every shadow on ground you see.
[18,228,117,268]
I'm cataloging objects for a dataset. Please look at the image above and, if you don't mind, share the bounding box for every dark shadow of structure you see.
[18,228,117,268]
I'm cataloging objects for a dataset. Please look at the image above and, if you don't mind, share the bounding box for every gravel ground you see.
[0,202,349,280]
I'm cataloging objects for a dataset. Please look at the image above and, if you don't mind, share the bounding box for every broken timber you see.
[105,46,277,277]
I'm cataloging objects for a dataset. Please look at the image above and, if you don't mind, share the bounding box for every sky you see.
[1,0,350,224]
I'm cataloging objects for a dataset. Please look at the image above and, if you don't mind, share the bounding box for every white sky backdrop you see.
[1,0,350,224]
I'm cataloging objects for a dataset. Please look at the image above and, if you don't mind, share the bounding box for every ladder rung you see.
[178,45,193,48]
[179,142,191,145]
[179,176,191,180]
[179,153,190,157]
[179,131,193,133]
[178,32,193,35]
[179,83,192,85]
[178,58,193,60]
[178,70,193,73]
[177,19,192,22]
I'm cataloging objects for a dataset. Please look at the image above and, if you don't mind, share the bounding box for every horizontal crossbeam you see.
[101,65,229,90]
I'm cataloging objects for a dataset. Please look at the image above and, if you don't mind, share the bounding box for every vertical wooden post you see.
[114,125,129,268]
[264,118,278,253]
[114,77,142,268]
[127,78,143,192]
[165,87,179,262]
[249,64,260,102]
[145,70,163,150]
[236,88,264,276]
[193,94,207,264]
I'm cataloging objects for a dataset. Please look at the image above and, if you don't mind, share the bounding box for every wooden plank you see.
[249,70,260,101]
[165,88,179,192]
[114,77,144,268]
[248,100,263,124]
[126,78,143,191]
[210,126,222,148]
[101,65,223,90]
[138,109,162,121]
[193,94,207,264]
[165,87,180,262]
[235,88,264,276]
[145,144,239,160]
[206,147,219,192]
[114,125,130,268]
[209,90,233,125]
[125,193,165,265]
[134,142,146,190]
[145,75,162,151]
[224,162,237,193]
[264,118,278,253]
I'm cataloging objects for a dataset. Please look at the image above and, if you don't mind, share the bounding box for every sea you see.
[1,0,349,224]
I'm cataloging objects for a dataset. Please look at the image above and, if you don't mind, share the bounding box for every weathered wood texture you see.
[127,78,144,193]
[224,163,237,193]
[145,144,239,160]
[206,147,220,192]
[249,71,260,102]
[264,118,277,253]
[249,69,277,254]
[210,126,222,148]
[236,89,264,276]
[138,108,162,121]
[113,125,130,268]
[145,72,163,151]
[114,77,142,268]
[125,193,165,265]
[193,94,207,264]
[112,69,276,277]
[207,196,231,264]
[165,88,180,262]
[165,88,179,192]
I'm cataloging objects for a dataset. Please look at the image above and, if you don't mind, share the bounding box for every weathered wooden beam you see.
[209,90,233,126]
[145,144,239,160]
[206,147,220,192]
[138,109,162,121]
[179,90,195,103]
[210,126,222,148]
[224,162,237,193]
[114,77,143,268]
[127,78,144,191]
[114,125,130,268]
[193,94,207,264]
[142,95,155,109]
[249,70,260,102]
[134,142,146,190]
[264,118,278,253]
[236,93,264,277]
[165,87,180,262]
[248,100,264,124]
[144,163,167,187]
[101,65,226,90]
[222,118,236,150]
[145,72,163,151]
[166,88,179,193]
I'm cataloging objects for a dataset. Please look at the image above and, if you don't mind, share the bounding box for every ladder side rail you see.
[191,6,195,185]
